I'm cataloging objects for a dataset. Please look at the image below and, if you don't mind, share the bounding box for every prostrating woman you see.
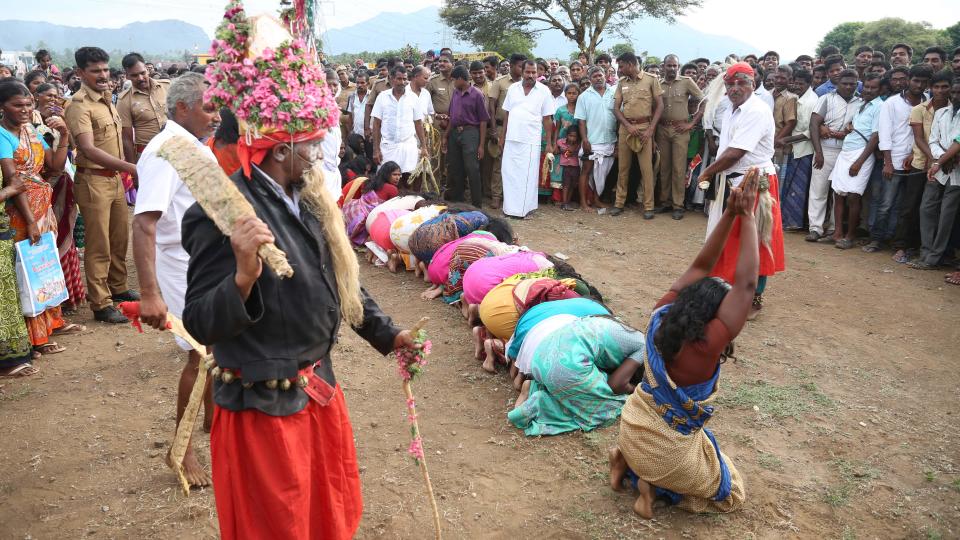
[507,313,645,437]
[387,202,445,272]
[610,170,760,519]
[342,161,401,246]
[407,207,489,276]
[0,81,82,356]
[423,217,516,301]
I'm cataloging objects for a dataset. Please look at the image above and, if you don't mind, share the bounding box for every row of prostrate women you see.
[339,162,764,518]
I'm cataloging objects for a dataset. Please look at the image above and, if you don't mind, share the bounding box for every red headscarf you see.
[724,62,755,83]
[236,130,326,178]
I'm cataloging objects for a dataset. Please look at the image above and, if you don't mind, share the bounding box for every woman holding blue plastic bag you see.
[0,170,37,377]
[609,168,761,519]
[0,80,83,356]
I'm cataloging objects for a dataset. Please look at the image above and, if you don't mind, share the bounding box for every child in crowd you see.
[557,129,582,211]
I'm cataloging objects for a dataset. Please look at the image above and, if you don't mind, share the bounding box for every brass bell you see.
[211,366,222,380]
[265,379,279,390]
[280,379,292,391]
[221,370,235,384]
[297,374,309,388]
[242,381,253,389]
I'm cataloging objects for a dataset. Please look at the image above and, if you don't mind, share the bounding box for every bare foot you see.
[508,363,518,381]
[458,300,469,319]
[581,204,594,214]
[514,379,531,409]
[608,446,628,492]
[466,304,480,326]
[418,262,430,282]
[386,251,399,273]
[421,285,442,300]
[513,372,524,391]
[167,445,211,488]
[481,340,497,373]
[413,260,423,278]
[489,339,505,365]
[632,478,655,519]
[472,326,487,361]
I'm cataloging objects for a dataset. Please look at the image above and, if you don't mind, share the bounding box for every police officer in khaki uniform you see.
[117,52,168,164]
[612,51,663,218]
[427,54,456,190]
[486,53,525,209]
[655,54,703,219]
[63,47,139,323]
[364,59,394,140]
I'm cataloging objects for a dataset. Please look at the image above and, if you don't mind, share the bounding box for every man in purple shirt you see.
[443,65,490,207]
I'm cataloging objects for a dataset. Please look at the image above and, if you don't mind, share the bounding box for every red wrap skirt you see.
[710,173,786,283]
[210,385,362,540]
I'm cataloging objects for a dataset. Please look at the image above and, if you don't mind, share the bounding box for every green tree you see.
[440,0,700,60]
[609,42,634,58]
[478,29,535,58]
[944,21,960,48]
[817,21,864,57]
[851,18,944,61]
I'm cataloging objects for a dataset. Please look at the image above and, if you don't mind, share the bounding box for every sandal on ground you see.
[0,363,39,378]
[835,238,854,250]
[892,250,909,264]
[560,204,577,211]
[906,260,936,270]
[34,343,66,355]
[945,272,960,285]
[862,241,881,253]
[53,323,86,336]
[747,295,763,321]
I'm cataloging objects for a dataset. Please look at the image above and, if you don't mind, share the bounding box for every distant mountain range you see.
[322,7,760,60]
[0,10,759,64]
[0,20,210,55]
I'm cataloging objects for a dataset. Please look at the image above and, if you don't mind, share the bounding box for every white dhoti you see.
[380,137,419,173]
[588,143,616,195]
[320,165,342,201]
[156,248,192,351]
[829,149,874,195]
[502,140,540,217]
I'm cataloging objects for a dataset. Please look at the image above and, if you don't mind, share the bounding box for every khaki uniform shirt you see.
[488,74,519,123]
[336,82,356,111]
[116,78,169,146]
[660,76,703,123]
[426,73,455,115]
[367,78,390,110]
[615,72,663,121]
[64,83,125,168]
[772,90,798,134]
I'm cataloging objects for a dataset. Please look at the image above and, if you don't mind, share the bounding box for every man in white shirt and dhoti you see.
[372,67,429,179]
[497,60,555,218]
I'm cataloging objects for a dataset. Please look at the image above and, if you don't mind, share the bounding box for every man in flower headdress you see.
[695,62,786,320]
[183,3,418,538]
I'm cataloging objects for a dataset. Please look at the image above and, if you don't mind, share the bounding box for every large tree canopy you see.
[440,0,700,60]
[819,18,953,61]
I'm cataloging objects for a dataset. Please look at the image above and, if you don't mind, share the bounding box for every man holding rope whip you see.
[176,4,420,538]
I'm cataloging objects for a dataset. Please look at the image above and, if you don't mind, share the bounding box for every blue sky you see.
[14,0,960,59]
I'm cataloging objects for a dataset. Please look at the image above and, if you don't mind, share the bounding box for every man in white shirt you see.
[807,69,862,241]
[320,68,344,199]
[371,67,429,177]
[916,80,960,268]
[497,60,555,218]
[346,73,369,137]
[408,66,435,119]
[131,72,220,489]
[548,73,567,111]
[779,69,819,230]
[881,65,933,262]
[695,62,784,319]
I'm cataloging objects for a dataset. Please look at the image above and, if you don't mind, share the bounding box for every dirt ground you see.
[1,204,959,540]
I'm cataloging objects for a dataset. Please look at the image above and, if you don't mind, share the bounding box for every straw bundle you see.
[157,136,293,278]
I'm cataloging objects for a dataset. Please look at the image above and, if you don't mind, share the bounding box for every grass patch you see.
[719,380,833,418]
[823,458,880,508]
[841,526,857,540]
[0,384,34,402]
[757,451,784,472]
[951,478,960,493]
[924,470,937,482]
[823,483,852,507]
[924,527,942,540]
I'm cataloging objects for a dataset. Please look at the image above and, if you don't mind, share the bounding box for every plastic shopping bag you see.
[14,232,68,317]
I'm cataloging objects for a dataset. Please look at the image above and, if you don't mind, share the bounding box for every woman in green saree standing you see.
[0,172,37,377]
